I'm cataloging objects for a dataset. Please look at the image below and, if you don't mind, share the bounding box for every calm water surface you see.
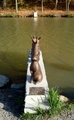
[0,18,74,95]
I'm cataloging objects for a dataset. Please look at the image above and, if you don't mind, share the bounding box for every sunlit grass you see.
[21,87,74,120]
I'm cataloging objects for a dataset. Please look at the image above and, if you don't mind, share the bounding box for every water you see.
[0,17,74,96]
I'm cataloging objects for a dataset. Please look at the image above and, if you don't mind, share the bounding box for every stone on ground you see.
[0,75,10,87]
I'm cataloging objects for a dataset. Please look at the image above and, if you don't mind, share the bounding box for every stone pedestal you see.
[24,50,49,113]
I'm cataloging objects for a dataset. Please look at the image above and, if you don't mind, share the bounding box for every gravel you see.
[0,87,74,120]
[0,87,25,120]
[49,108,74,120]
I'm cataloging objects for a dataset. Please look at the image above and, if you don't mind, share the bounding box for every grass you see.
[21,87,74,120]
[0,14,14,17]
[61,14,74,18]
[38,14,55,17]
[5,14,13,17]
[47,87,64,117]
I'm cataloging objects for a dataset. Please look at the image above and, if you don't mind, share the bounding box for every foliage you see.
[0,0,74,10]
[33,107,49,119]
[25,3,30,9]
[61,14,74,17]
[21,87,74,120]
[4,0,25,8]
[21,108,49,120]
[64,103,74,110]
[47,87,64,116]
[18,0,25,8]
[5,14,13,17]
[21,112,31,120]
[21,87,64,120]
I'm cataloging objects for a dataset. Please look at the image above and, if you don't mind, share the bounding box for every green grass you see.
[21,87,74,120]
[0,14,13,17]
[38,14,55,17]
[5,14,13,17]
[47,87,64,117]
[61,14,74,18]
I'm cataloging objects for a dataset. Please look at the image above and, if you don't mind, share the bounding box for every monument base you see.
[24,50,49,113]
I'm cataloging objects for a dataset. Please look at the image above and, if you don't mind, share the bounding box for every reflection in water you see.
[0,18,74,96]
[0,50,27,77]
[34,17,38,23]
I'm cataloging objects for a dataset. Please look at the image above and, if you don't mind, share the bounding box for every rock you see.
[59,95,69,102]
[8,95,13,98]
[0,75,10,88]
[0,103,4,109]
[11,83,25,89]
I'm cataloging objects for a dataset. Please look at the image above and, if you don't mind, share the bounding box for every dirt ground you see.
[0,8,74,17]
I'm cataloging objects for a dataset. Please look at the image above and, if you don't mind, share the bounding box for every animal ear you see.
[30,35,34,42]
[30,35,36,39]
[30,35,33,39]
[38,37,41,40]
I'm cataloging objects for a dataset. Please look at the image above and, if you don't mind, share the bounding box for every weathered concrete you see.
[24,50,49,113]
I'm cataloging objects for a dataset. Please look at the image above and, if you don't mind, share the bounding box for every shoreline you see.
[0,9,74,17]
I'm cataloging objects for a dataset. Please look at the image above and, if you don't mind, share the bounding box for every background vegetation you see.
[0,0,74,12]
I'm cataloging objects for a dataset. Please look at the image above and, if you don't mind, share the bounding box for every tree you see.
[41,0,43,12]
[15,0,18,12]
[55,0,58,9]
[66,0,71,11]
[3,0,6,9]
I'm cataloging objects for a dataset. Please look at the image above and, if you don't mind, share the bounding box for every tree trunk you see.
[41,0,43,12]
[66,0,71,12]
[68,0,71,11]
[55,0,58,10]
[3,0,6,10]
[66,0,67,11]
[15,0,18,12]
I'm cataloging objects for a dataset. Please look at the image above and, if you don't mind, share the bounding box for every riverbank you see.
[0,87,74,120]
[0,8,74,120]
[0,9,74,17]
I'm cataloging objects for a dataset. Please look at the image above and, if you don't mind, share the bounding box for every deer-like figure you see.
[30,58,43,84]
[30,36,43,84]
[31,36,41,61]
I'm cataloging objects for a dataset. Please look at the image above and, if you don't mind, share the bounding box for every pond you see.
[0,17,74,97]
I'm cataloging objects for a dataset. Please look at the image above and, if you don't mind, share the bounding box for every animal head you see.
[31,36,41,44]
[31,36,41,61]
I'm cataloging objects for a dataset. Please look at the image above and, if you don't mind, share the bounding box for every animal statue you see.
[31,36,41,61]
[30,58,43,84]
[30,36,43,84]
